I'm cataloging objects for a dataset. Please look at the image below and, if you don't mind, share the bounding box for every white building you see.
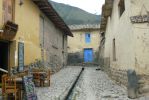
[100,0,149,97]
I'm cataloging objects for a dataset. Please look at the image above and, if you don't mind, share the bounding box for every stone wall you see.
[40,13,68,73]
[103,59,149,96]
[94,51,99,63]
[101,57,128,86]
[67,52,84,65]
[138,74,149,96]
[103,57,110,72]
[67,51,99,65]
[109,68,128,86]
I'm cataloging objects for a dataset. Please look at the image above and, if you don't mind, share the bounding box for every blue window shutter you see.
[85,33,91,43]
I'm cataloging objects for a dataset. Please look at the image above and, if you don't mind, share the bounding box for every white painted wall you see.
[104,0,149,74]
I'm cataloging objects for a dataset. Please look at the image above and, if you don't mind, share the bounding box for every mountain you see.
[49,1,101,25]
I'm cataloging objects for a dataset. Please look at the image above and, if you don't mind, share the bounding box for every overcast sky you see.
[51,0,105,15]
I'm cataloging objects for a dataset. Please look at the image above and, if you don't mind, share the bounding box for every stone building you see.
[68,24,100,65]
[0,0,72,77]
[99,0,149,97]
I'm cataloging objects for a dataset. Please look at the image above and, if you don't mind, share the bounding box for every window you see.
[85,33,91,43]
[118,0,125,17]
[113,39,116,61]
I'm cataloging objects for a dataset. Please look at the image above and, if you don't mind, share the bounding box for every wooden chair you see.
[33,72,41,87]
[44,70,50,86]
[2,74,8,96]
[3,76,18,100]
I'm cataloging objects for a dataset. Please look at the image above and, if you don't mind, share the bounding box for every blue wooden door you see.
[84,49,93,62]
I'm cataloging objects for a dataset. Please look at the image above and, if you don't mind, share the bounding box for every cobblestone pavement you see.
[71,67,149,100]
[0,66,148,100]
[36,66,82,100]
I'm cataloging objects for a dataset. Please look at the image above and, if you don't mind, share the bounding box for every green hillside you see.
[49,0,101,25]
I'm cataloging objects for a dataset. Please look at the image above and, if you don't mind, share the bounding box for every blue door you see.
[84,48,93,62]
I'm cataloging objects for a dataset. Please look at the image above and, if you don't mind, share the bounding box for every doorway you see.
[0,41,9,81]
[84,48,93,62]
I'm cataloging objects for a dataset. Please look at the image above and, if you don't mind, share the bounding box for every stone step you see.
[139,85,149,94]
[138,79,145,84]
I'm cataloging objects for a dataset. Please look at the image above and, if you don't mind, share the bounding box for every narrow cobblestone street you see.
[70,67,131,100]
[35,66,136,100]
[0,66,148,100]
[36,66,149,100]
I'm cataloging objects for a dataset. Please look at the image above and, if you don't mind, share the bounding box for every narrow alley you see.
[0,0,149,100]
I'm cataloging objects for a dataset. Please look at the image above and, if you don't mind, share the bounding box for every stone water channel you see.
[68,67,134,100]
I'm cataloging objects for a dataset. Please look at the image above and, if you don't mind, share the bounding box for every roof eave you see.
[100,0,114,33]
[32,0,73,37]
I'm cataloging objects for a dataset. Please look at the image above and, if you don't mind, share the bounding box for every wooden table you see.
[31,72,47,87]
[31,72,46,74]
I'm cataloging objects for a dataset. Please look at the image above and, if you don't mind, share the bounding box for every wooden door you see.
[84,48,93,62]
[3,0,14,24]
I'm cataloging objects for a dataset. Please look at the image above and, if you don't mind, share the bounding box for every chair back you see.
[3,76,18,100]
[2,74,8,95]
[33,73,40,80]
[48,70,50,79]
[4,76,17,93]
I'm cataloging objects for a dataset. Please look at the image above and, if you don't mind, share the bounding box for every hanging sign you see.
[18,42,24,72]
[130,15,149,23]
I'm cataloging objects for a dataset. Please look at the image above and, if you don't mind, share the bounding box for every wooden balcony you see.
[0,21,18,41]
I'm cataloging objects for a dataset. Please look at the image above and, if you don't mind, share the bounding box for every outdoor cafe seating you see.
[2,75,20,100]
[32,68,51,87]
[1,69,27,100]
[1,62,51,100]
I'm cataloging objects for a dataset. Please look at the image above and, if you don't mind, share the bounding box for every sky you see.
[51,0,105,15]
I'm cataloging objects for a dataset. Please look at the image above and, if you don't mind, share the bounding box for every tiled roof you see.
[69,24,100,31]
[100,0,114,32]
